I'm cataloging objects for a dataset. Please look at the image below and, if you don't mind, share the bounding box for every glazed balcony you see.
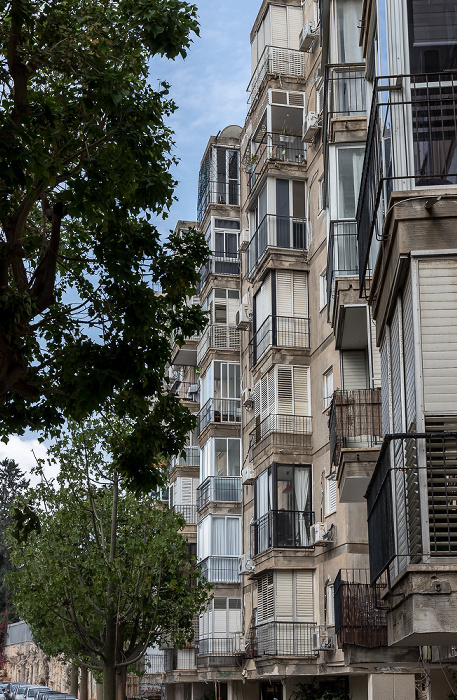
[246,214,307,280]
[249,315,310,367]
[248,46,306,105]
[198,398,241,434]
[196,324,241,366]
[197,179,240,224]
[244,131,306,194]
[334,569,387,648]
[198,251,241,291]
[199,555,240,583]
[328,389,382,467]
[253,621,317,657]
[164,648,197,672]
[197,476,242,509]
[171,381,200,404]
[169,446,200,471]
[251,510,314,555]
[326,220,360,321]
[250,414,312,459]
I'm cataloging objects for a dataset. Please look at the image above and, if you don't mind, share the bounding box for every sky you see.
[0,0,260,484]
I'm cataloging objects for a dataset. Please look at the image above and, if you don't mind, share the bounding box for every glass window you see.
[337,147,364,219]
[407,0,457,73]
[336,0,363,63]
[323,368,334,409]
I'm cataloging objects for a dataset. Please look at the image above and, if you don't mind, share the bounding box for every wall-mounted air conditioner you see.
[187,384,199,400]
[242,387,254,409]
[236,304,252,330]
[302,112,320,142]
[239,229,250,252]
[310,522,328,545]
[242,462,255,485]
[299,22,318,52]
[312,628,336,651]
[239,554,255,574]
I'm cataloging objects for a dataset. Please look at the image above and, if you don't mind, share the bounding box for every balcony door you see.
[276,179,306,249]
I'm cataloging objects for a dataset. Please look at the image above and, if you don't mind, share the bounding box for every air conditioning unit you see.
[239,229,250,252]
[310,522,328,545]
[236,304,252,330]
[242,462,255,484]
[302,112,320,142]
[187,384,199,399]
[242,387,254,409]
[299,22,318,52]
[239,554,255,574]
[312,628,336,651]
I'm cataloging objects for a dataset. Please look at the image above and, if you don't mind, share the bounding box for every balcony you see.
[198,398,241,434]
[323,64,366,145]
[199,555,240,583]
[253,621,317,657]
[328,389,382,467]
[197,476,242,509]
[246,214,307,279]
[197,635,243,668]
[169,446,200,471]
[164,648,197,672]
[250,414,312,458]
[244,132,306,195]
[334,569,387,648]
[198,251,241,290]
[196,324,241,366]
[251,510,314,555]
[249,315,310,367]
[197,180,240,224]
[357,72,457,291]
[172,504,197,525]
[171,381,200,404]
[326,221,359,321]
[171,333,202,367]
[248,46,306,105]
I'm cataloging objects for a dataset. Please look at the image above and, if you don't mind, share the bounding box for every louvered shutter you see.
[213,598,227,638]
[371,319,382,388]
[293,366,310,416]
[275,571,294,621]
[260,373,269,421]
[277,366,293,415]
[402,272,416,431]
[390,305,403,434]
[271,5,288,47]
[263,10,271,48]
[192,478,198,508]
[295,570,314,622]
[287,6,303,50]
[258,571,274,622]
[181,478,193,505]
[276,271,293,317]
[342,350,368,390]
[380,335,391,434]
[293,272,308,318]
[326,475,337,514]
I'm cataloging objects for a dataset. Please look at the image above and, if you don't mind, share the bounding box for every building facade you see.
[146,2,457,700]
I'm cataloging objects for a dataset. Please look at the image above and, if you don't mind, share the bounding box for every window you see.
[323,368,334,410]
[326,584,335,625]
[335,0,363,64]
[200,437,241,481]
[407,0,457,73]
[318,175,325,213]
[337,147,364,219]
[197,515,241,560]
[206,288,240,325]
[201,361,241,405]
[169,477,198,508]
[254,365,311,423]
[199,599,242,648]
[257,569,314,622]
[320,270,327,310]
[326,475,337,515]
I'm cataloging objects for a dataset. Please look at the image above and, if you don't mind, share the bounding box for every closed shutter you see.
[380,336,391,434]
[342,350,368,390]
[258,571,274,621]
[418,258,457,414]
[293,272,308,318]
[371,319,382,388]
[181,477,193,505]
[255,274,272,331]
[326,475,337,514]
[251,34,258,73]
[192,478,198,507]
[293,366,310,415]
[169,482,174,509]
[275,570,294,621]
[261,373,269,421]
[271,5,288,47]
[287,6,303,50]
[276,271,293,317]
[228,599,242,634]
[213,598,227,637]
[295,570,314,622]
[402,272,416,431]
[390,305,403,433]
[277,366,293,415]
[263,10,271,48]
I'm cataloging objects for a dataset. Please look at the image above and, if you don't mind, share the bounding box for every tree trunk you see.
[80,667,88,700]
[96,683,103,700]
[70,662,79,697]
[103,665,116,700]
[115,666,127,700]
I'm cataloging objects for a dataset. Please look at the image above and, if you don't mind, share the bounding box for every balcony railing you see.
[198,251,241,289]
[357,72,457,291]
[334,569,387,648]
[253,622,317,657]
[171,381,200,403]
[143,653,165,674]
[172,504,197,525]
[250,414,312,454]
[246,214,307,278]
[251,510,314,555]
[243,131,306,195]
[249,315,310,367]
[197,476,242,509]
[197,635,243,656]
[323,63,366,145]
[248,45,305,104]
[197,180,240,223]
[198,555,240,583]
[164,648,197,671]
[326,220,360,321]
[328,389,382,467]
[169,446,200,471]
[366,432,457,584]
[196,324,241,365]
[198,398,241,434]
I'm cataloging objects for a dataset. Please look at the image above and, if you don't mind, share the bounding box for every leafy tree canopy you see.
[7,417,210,698]
[0,0,208,490]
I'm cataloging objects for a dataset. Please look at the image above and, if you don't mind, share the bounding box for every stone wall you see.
[4,639,71,691]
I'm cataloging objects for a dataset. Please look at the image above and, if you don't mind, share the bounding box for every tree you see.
[0,0,208,490]
[0,457,29,622]
[7,418,210,700]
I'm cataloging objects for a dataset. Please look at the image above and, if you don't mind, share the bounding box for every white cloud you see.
[0,435,58,486]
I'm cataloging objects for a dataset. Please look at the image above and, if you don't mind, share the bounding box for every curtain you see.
[212,517,225,555]
[295,467,310,546]
[226,517,240,556]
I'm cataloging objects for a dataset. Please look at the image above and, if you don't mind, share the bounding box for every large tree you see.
[0,0,207,490]
[7,418,210,700]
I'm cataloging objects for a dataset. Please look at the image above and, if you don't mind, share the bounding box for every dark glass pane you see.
[408,0,457,73]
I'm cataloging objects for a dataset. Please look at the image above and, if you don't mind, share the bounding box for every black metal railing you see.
[249,316,310,367]
[171,381,200,403]
[357,72,457,291]
[197,476,242,509]
[197,180,240,223]
[251,510,314,555]
[334,569,387,648]
[323,64,366,146]
[199,251,241,288]
[164,648,197,671]
[172,504,197,525]
[248,45,305,103]
[326,220,360,321]
[253,621,317,657]
[198,398,241,433]
[246,214,307,278]
[169,446,200,470]
[243,132,306,194]
[328,389,383,467]
[366,432,457,584]
[250,414,312,452]
[196,324,241,365]
[198,556,240,583]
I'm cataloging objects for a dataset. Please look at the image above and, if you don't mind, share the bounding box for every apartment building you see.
[142,2,457,700]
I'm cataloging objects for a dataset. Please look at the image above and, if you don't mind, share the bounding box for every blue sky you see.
[0,1,260,481]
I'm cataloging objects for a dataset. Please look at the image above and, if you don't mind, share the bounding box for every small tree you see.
[7,418,210,700]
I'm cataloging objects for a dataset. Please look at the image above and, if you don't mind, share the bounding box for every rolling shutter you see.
[213,598,227,637]
[228,599,242,634]
[277,366,293,415]
[271,5,288,47]
[287,6,303,50]
[257,571,274,622]
[342,350,368,390]
[251,33,258,73]
[380,335,391,434]
[295,570,314,622]
[402,272,416,431]
[275,571,294,621]
[293,366,310,415]
[371,319,382,388]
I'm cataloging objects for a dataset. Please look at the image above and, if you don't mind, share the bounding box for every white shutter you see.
[293,366,310,415]
[263,10,271,48]
[271,5,288,47]
[261,373,268,421]
[326,584,335,625]
[228,599,242,633]
[169,482,174,508]
[267,369,275,418]
[275,571,294,621]
[342,351,368,390]
[254,381,261,421]
[181,477,193,505]
[390,306,402,433]
[258,571,274,621]
[192,478,198,507]
[295,570,314,622]
[293,272,308,318]
[418,258,457,414]
[251,33,258,73]
[213,598,227,637]
[402,272,416,431]
[287,6,303,50]
[326,475,337,514]
[276,366,293,415]
[380,336,391,434]
[276,271,293,317]
[255,274,271,331]
[371,319,382,388]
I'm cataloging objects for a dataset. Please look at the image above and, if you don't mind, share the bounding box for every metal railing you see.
[171,381,200,403]
[334,569,387,648]
[357,72,457,291]
[251,510,314,555]
[197,635,243,656]
[366,432,457,584]
[197,180,240,223]
[198,398,241,433]
[249,315,310,367]
[197,476,242,509]
[169,446,200,470]
[248,45,305,104]
[243,131,306,194]
[164,648,197,671]
[196,324,241,365]
[143,653,165,674]
[198,555,240,583]
[328,389,383,467]
[253,621,317,657]
[323,64,366,145]
[199,251,241,288]
[246,214,307,278]
[250,414,312,452]
[326,220,360,321]
[172,504,197,525]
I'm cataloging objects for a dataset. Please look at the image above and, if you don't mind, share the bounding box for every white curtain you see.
[226,517,240,556]
[295,467,310,546]
[198,517,211,560]
[212,517,225,555]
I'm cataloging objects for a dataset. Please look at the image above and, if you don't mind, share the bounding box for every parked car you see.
[36,691,62,700]
[4,683,23,700]
[13,685,31,700]
[24,689,50,700]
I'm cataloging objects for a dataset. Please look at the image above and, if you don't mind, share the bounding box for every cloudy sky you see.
[0,1,259,483]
